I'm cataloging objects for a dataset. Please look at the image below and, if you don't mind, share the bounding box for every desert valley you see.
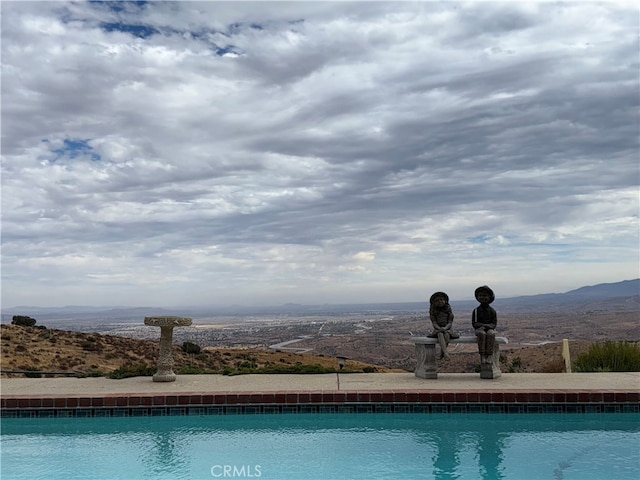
[2,280,638,376]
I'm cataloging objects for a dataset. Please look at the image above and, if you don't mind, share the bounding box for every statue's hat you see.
[429,291,449,304]
[474,285,495,303]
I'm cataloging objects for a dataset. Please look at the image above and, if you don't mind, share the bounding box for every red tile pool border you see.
[2,389,639,416]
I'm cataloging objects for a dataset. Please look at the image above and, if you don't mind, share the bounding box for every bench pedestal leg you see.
[480,344,502,379]
[415,344,438,379]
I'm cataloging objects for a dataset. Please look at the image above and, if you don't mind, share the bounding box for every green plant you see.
[81,341,98,351]
[76,369,106,378]
[177,364,216,375]
[182,341,201,354]
[508,356,523,373]
[236,359,257,369]
[38,329,52,339]
[221,363,337,376]
[574,341,640,372]
[11,315,36,327]
[23,367,42,378]
[108,363,156,379]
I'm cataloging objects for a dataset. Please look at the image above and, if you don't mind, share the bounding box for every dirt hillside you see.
[0,324,598,377]
[0,324,399,377]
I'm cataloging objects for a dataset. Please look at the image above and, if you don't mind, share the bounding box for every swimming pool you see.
[2,413,638,480]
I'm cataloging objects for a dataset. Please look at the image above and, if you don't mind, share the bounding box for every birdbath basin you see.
[144,316,192,382]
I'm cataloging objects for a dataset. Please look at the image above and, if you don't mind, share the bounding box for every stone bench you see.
[411,335,508,379]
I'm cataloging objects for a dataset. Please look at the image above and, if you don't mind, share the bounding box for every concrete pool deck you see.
[2,372,639,396]
[2,373,639,416]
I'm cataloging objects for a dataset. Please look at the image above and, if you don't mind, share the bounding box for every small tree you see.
[182,341,201,354]
[11,315,36,327]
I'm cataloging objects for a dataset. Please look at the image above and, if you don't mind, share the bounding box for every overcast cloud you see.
[1,1,638,308]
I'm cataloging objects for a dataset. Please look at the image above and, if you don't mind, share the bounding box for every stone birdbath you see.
[144,316,192,382]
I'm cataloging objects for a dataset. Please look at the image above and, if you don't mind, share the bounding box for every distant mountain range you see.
[491,278,639,313]
[511,278,639,300]
[2,279,638,323]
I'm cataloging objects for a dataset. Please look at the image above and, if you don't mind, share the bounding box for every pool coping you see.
[2,373,639,416]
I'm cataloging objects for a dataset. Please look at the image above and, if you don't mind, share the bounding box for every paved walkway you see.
[2,372,639,396]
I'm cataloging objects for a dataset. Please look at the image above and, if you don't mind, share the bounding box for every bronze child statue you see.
[428,292,459,360]
[472,285,497,365]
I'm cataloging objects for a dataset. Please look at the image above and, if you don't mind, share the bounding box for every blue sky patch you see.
[100,22,158,38]
[89,1,148,13]
[228,22,264,34]
[214,45,243,57]
[468,234,492,244]
[189,29,244,57]
[48,138,101,162]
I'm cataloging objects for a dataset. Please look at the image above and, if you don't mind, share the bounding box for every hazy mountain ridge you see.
[493,279,639,313]
[502,278,639,303]
[2,279,638,324]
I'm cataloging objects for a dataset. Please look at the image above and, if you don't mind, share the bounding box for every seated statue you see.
[428,292,459,360]
[472,285,498,364]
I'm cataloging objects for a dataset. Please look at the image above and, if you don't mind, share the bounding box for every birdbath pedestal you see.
[144,316,192,382]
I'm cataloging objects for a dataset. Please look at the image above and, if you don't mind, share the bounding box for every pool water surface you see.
[2,413,638,480]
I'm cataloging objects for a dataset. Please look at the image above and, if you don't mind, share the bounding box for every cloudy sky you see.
[1,1,638,308]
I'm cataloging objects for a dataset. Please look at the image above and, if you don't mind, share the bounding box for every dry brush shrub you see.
[574,341,640,372]
[540,358,566,373]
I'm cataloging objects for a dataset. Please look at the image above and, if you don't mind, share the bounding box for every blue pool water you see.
[2,413,638,480]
